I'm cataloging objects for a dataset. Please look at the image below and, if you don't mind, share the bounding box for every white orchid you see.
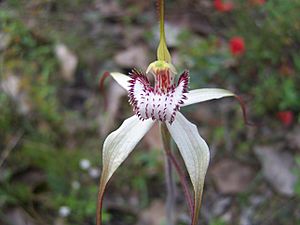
[97,1,244,225]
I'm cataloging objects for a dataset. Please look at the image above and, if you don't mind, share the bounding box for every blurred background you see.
[1,0,300,225]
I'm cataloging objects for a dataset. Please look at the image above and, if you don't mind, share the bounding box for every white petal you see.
[110,72,130,91]
[183,88,235,107]
[97,115,155,225]
[102,115,155,182]
[166,112,210,225]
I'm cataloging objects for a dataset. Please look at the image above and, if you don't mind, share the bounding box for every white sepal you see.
[182,88,235,107]
[101,115,154,183]
[110,72,130,91]
[166,112,210,225]
[97,115,154,225]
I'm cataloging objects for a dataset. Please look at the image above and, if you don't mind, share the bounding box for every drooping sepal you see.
[97,115,155,225]
[166,112,210,225]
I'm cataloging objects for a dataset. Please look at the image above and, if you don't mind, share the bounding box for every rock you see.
[1,74,31,114]
[1,74,20,98]
[114,45,148,70]
[55,44,78,82]
[254,145,297,196]
[0,32,11,51]
[210,158,256,194]
[4,208,36,225]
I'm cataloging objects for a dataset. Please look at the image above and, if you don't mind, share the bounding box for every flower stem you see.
[165,152,176,225]
[160,123,194,220]
[161,122,176,225]
[157,0,171,62]
[167,150,194,217]
[159,0,165,42]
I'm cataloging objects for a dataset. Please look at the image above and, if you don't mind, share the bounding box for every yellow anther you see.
[146,60,177,75]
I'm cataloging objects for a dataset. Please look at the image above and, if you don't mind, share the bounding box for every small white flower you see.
[59,206,71,217]
[79,159,91,170]
[71,180,81,190]
[89,167,100,178]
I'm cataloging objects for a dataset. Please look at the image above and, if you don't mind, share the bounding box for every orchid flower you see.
[97,1,243,225]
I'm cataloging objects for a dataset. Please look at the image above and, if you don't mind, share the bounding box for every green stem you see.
[97,169,109,225]
[167,150,194,217]
[159,0,165,43]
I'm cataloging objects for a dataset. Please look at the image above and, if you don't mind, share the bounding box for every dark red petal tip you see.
[99,71,110,93]
[99,71,111,110]
[234,95,255,126]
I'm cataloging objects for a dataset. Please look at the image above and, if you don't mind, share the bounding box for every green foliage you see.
[1,14,61,124]
[179,0,300,118]
[0,7,102,224]
[209,218,228,225]
[0,138,106,224]
[178,32,231,87]
[252,74,300,115]
[279,78,300,110]
[0,94,15,132]
[232,0,300,115]
[0,182,32,206]
[232,0,300,65]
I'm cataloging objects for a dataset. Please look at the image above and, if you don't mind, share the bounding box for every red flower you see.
[229,37,245,56]
[277,111,294,126]
[214,0,234,12]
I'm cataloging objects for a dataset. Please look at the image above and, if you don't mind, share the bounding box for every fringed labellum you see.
[128,67,188,124]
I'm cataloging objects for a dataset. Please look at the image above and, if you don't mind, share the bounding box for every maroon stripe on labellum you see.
[128,70,189,124]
